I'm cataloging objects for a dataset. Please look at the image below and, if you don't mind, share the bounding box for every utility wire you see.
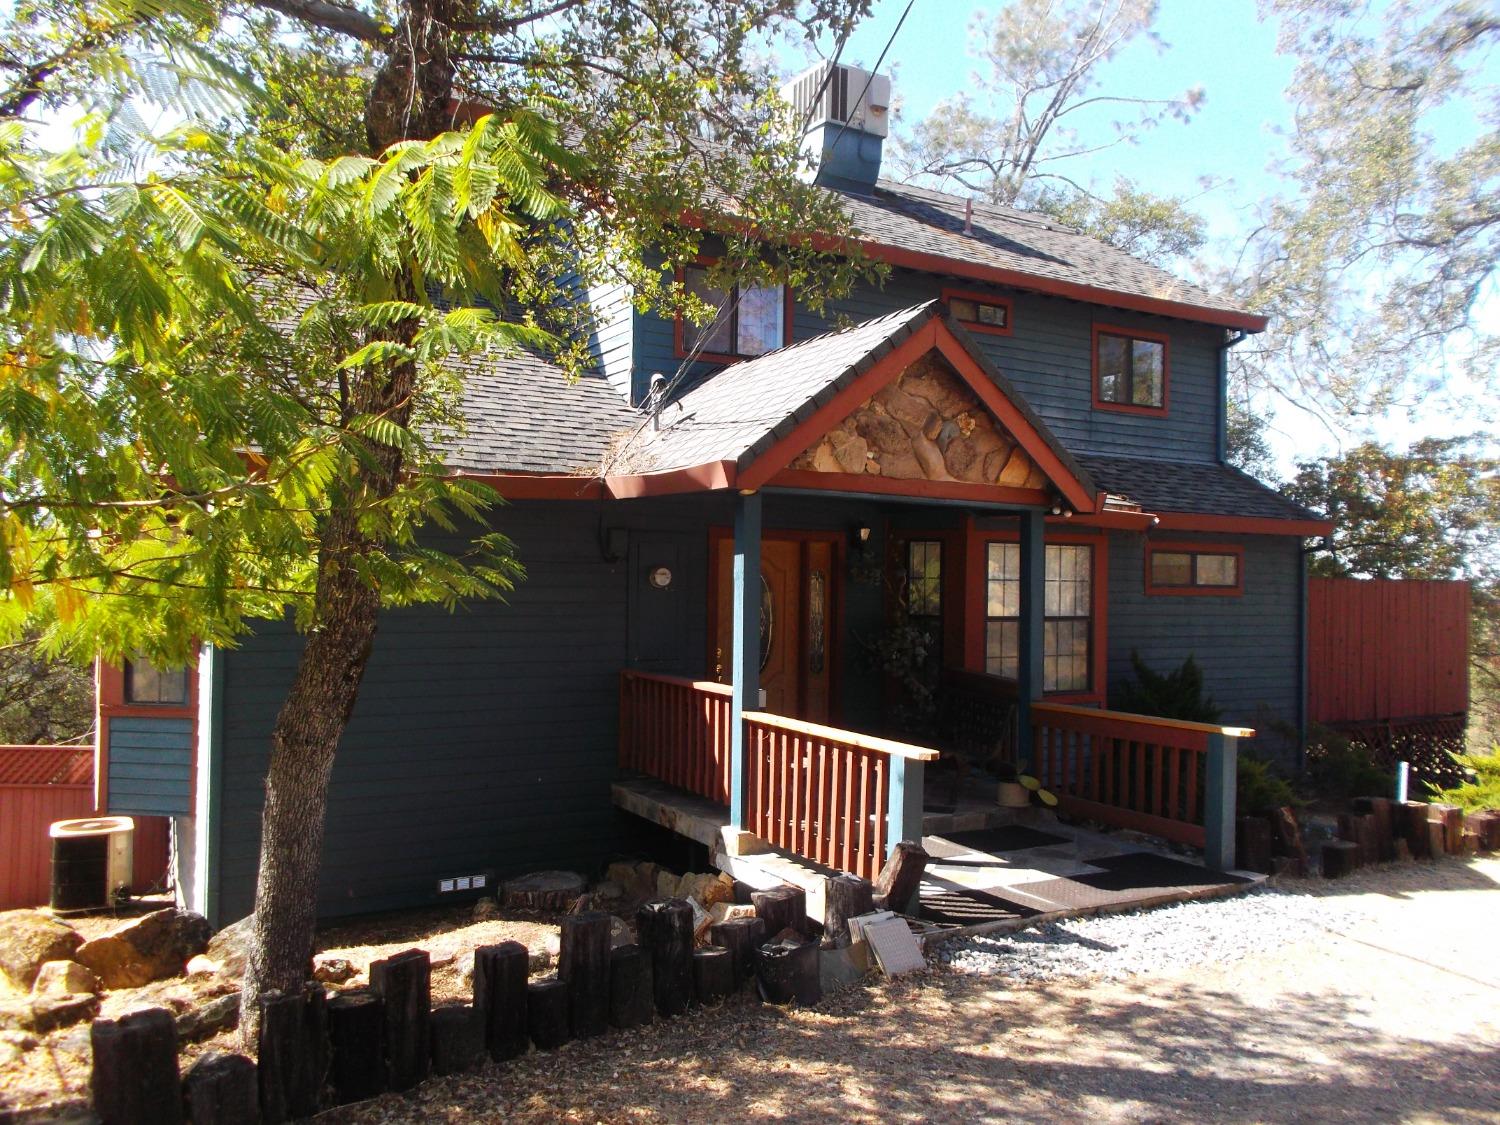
[828,0,914,154]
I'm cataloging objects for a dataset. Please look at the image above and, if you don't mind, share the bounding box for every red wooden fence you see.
[0,745,172,908]
[1031,704,1250,848]
[1308,578,1470,725]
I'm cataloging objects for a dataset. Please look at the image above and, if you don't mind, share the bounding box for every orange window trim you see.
[962,524,1110,705]
[1092,322,1171,417]
[672,256,795,365]
[940,287,1014,336]
[1144,541,1246,597]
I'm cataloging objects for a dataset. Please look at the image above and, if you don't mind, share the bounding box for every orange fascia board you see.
[606,461,737,498]
[1153,512,1333,537]
[460,473,607,500]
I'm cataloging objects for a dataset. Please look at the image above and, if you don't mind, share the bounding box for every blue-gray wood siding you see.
[622,267,1223,463]
[1106,532,1301,764]
[212,492,895,924]
[586,281,635,402]
[106,716,194,816]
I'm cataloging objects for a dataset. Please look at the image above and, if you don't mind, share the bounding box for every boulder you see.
[205,915,254,980]
[471,897,499,921]
[0,992,99,1033]
[31,960,100,997]
[175,993,241,1043]
[185,955,221,978]
[312,956,357,984]
[0,910,83,993]
[76,908,212,989]
[707,901,756,926]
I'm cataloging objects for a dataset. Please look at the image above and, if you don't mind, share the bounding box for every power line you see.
[828,0,913,153]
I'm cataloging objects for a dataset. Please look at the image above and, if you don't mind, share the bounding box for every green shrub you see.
[1110,652,1221,722]
[1238,753,1299,816]
[1303,728,1396,803]
[1430,748,1500,811]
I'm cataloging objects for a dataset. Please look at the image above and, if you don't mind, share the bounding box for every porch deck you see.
[611,772,1260,940]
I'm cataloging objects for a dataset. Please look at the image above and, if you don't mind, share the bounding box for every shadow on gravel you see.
[319,959,1500,1124]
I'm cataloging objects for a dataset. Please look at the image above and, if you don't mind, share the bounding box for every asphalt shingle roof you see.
[618,302,1092,501]
[436,351,638,475]
[834,180,1251,321]
[1077,454,1317,522]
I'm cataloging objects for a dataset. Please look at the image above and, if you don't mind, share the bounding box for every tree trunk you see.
[238,0,458,1049]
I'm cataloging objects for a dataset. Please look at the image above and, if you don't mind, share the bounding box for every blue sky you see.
[792,0,1489,472]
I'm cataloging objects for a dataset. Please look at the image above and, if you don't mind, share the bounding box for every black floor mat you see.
[918,883,1040,926]
[930,825,1070,855]
[1080,852,1251,891]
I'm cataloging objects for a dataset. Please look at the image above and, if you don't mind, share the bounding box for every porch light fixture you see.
[851,524,872,546]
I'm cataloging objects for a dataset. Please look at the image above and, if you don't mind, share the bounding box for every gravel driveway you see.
[323,857,1500,1124]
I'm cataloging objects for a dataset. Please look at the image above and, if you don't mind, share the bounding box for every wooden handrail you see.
[1033,701,1254,740]
[620,669,734,698]
[742,711,941,762]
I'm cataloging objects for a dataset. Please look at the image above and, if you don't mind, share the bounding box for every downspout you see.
[1215,330,1247,464]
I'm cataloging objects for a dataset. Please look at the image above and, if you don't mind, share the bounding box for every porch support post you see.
[1204,732,1239,872]
[1016,508,1045,768]
[728,489,762,831]
[886,758,925,855]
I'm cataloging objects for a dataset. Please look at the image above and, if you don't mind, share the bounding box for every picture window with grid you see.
[985,542,1092,692]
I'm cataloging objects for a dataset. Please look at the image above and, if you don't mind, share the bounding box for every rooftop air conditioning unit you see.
[50,816,135,913]
[781,61,891,139]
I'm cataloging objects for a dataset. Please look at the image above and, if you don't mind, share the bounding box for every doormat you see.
[1079,852,1252,891]
[929,825,1070,855]
[918,883,1040,927]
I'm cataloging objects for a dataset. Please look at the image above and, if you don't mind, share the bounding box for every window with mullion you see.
[681,265,785,358]
[984,542,1093,692]
[1096,329,1166,409]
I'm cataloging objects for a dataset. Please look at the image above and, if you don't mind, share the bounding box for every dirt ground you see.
[324,857,1500,1124]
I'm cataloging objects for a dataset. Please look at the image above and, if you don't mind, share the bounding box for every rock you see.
[471,897,499,921]
[690,899,712,943]
[175,993,241,1043]
[609,916,632,948]
[0,992,99,1033]
[205,915,255,980]
[655,871,679,901]
[707,901,756,926]
[31,960,100,997]
[591,879,625,903]
[185,955,221,978]
[76,908,212,989]
[312,956,356,984]
[0,910,83,993]
[0,1037,20,1067]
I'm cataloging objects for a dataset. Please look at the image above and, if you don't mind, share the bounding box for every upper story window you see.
[124,658,190,706]
[1146,543,1243,596]
[678,264,788,361]
[1094,325,1169,414]
[942,289,1012,336]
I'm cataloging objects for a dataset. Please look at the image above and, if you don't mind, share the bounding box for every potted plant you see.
[995,761,1057,808]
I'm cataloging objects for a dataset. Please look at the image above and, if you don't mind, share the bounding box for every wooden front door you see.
[712,533,837,723]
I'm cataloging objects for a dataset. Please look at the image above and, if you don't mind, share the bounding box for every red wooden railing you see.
[744,713,937,882]
[618,671,734,805]
[1030,702,1250,848]
[618,672,938,881]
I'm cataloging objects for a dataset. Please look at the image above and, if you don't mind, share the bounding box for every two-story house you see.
[95,63,1328,926]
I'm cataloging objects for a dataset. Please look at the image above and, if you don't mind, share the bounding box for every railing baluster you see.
[872,756,887,883]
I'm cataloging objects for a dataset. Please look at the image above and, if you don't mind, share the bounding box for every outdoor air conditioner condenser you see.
[49,816,135,913]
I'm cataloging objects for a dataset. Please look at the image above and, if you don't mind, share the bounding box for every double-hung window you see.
[679,264,787,360]
[985,542,1093,692]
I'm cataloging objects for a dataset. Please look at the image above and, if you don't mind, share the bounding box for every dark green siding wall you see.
[1106,532,1301,763]
[629,267,1222,463]
[213,492,894,924]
